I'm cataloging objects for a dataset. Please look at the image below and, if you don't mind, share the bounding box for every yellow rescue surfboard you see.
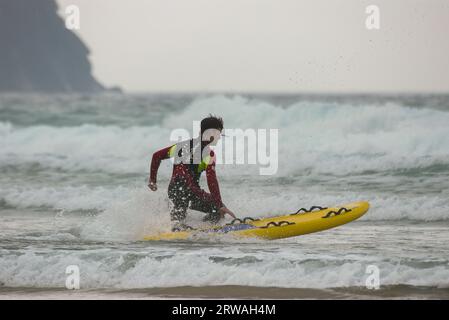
[143,201,369,241]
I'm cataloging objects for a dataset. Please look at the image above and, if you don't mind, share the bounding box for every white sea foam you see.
[79,187,172,241]
[2,95,449,293]
[1,95,449,176]
[1,247,448,289]
[1,183,448,224]
[0,185,130,211]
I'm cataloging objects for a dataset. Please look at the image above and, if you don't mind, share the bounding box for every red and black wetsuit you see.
[150,138,223,223]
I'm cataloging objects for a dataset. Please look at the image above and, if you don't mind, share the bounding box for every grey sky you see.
[57,0,449,93]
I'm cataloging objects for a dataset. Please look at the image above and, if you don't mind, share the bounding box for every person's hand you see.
[219,206,237,219]
[148,181,157,191]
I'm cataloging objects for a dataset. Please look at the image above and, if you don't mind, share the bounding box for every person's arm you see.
[149,145,174,190]
[205,152,236,219]
[206,161,223,208]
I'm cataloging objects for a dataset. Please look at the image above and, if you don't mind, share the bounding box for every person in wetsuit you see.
[148,115,236,230]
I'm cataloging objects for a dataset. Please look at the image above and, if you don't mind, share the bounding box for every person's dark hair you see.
[200,114,224,134]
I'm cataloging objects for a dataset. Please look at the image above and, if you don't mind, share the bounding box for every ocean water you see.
[1,93,449,299]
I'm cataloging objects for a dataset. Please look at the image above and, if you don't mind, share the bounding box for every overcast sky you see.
[57,0,449,93]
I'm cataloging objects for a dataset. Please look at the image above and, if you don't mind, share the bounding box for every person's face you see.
[202,128,222,146]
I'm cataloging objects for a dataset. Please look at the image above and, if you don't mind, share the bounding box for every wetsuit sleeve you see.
[205,152,223,208]
[150,145,174,184]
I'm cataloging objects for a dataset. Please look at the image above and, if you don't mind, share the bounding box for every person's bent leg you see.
[168,181,189,231]
[189,196,221,224]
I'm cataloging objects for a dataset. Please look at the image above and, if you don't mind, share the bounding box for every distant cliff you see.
[0,0,105,93]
